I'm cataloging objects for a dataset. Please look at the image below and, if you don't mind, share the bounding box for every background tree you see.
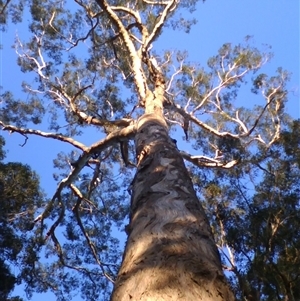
[0,0,297,300]
[0,136,44,301]
[200,120,300,301]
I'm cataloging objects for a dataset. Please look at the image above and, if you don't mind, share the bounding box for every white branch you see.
[15,32,48,79]
[181,151,239,169]
[165,61,183,94]
[111,6,142,25]
[144,0,178,51]
[173,104,239,139]
[0,121,87,150]
[96,0,147,101]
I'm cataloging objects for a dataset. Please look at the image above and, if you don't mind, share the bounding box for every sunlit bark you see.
[111,107,235,300]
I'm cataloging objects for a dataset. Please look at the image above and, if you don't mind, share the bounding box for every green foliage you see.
[0,0,25,26]
[0,91,45,127]
[0,259,17,300]
[0,136,44,301]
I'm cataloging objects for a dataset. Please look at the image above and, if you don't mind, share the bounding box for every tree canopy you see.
[201,120,300,301]
[0,136,44,301]
[0,1,298,300]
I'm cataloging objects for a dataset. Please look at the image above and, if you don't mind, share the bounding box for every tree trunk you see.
[111,112,235,301]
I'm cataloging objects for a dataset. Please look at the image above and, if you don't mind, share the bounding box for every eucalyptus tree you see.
[0,0,290,300]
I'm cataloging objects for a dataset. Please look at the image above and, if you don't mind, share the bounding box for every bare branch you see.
[15,32,48,79]
[0,121,87,150]
[217,244,236,271]
[173,86,282,148]
[192,69,249,114]
[181,151,239,169]
[144,0,178,51]
[111,6,142,26]
[166,60,184,94]
[95,0,148,102]
[172,104,240,139]
[50,79,134,127]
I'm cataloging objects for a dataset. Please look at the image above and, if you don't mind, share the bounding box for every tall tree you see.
[0,1,291,300]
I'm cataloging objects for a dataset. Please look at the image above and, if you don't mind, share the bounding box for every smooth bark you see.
[111,113,235,301]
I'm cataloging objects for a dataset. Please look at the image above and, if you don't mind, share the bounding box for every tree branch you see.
[0,0,11,15]
[172,104,240,139]
[0,121,87,150]
[15,32,48,79]
[48,10,100,51]
[47,193,65,240]
[192,68,250,114]
[33,123,136,224]
[95,0,148,102]
[71,185,115,283]
[110,6,143,29]
[180,151,239,169]
[49,79,134,128]
[144,0,178,51]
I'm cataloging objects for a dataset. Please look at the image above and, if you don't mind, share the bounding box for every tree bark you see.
[111,112,235,301]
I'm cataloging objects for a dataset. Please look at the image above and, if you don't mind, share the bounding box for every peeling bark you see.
[111,113,235,301]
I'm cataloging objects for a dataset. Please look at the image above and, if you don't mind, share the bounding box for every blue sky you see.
[0,1,299,300]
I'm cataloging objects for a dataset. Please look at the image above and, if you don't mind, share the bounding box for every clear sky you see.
[0,1,299,300]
